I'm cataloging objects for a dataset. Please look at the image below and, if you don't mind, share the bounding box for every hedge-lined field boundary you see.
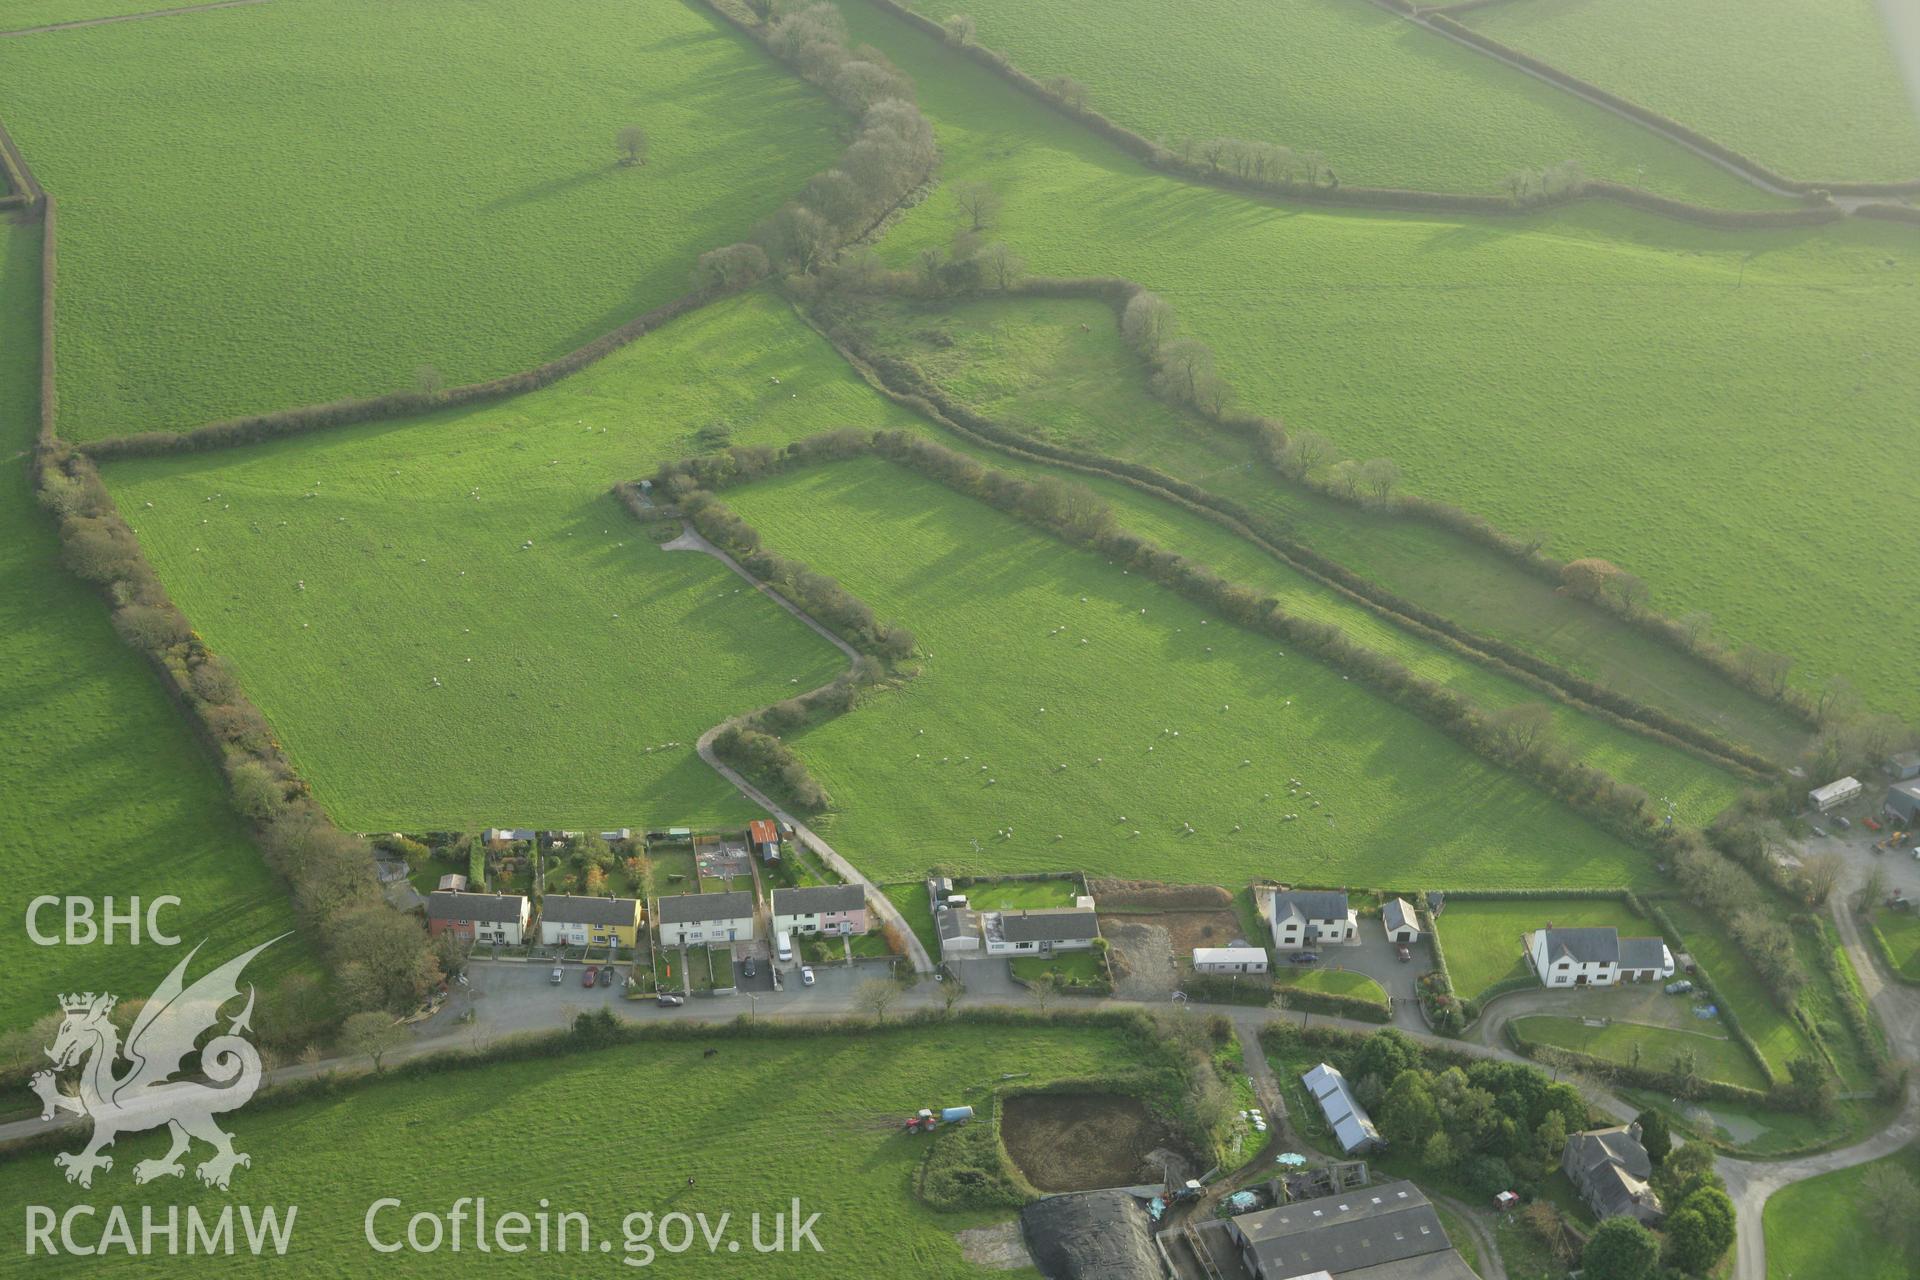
[1418,9,1920,197]
[1501,1019,1775,1107]
[0,114,41,206]
[809,282,1786,780]
[857,0,1875,229]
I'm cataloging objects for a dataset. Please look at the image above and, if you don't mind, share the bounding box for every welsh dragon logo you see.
[31,936,283,1191]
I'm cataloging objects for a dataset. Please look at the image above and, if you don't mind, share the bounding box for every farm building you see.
[483,827,536,850]
[539,894,642,949]
[771,884,868,937]
[1269,890,1355,951]
[1381,897,1419,943]
[1563,1123,1662,1224]
[424,890,529,945]
[1884,780,1920,826]
[1301,1062,1381,1154]
[983,906,1100,956]
[749,819,782,862]
[936,899,982,957]
[1222,1179,1474,1279]
[655,891,755,947]
[1193,946,1269,974]
[436,873,468,892]
[1525,926,1674,988]
[1887,752,1920,781]
[1808,776,1862,812]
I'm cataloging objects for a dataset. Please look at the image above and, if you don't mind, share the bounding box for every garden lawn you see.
[98,291,920,831]
[1660,901,1817,1081]
[1436,896,1653,1000]
[1272,966,1389,1006]
[882,882,940,960]
[1764,1142,1920,1280]
[0,1022,1135,1276]
[900,0,1776,206]
[962,879,1081,910]
[1010,950,1104,986]
[1467,0,1920,184]
[0,223,316,1034]
[1510,1013,1768,1092]
[839,290,1789,783]
[1869,908,1920,982]
[0,0,845,439]
[842,0,1920,722]
[721,455,1661,890]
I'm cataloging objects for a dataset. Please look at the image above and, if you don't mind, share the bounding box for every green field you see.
[1435,896,1654,999]
[1467,0,1920,183]
[1764,1142,1920,1280]
[0,0,210,30]
[902,0,1777,206]
[1510,1013,1767,1091]
[100,293,897,830]
[0,0,845,439]
[722,455,1662,890]
[0,1022,1134,1275]
[1869,908,1920,982]
[963,879,1081,911]
[1272,966,1389,1006]
[839,290,1785,791]
[0,224,314,1034]
[1660,901,1817,1080]
[841,0,1920,722]
[882,882,941,959]
[1009,950,1104,985]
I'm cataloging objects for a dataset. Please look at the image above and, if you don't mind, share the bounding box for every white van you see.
[776,930,793,963]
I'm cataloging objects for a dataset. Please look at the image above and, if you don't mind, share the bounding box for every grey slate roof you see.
[997,907,1100,944]
[938,905,980,940]
[772,884,866,916]
[426,891,527,924]
[1617,936,1669,972]
[1536,926,1621,966]
[1382,897,1417,934]
[541,894,641,926]
[656,890,754,925]
[1272,890,1351,923]
[1229,1180,1454,1279]
[1563,1125,1661,1223]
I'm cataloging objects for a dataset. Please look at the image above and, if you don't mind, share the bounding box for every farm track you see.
[0,0,272,37]
[661,521,936,975]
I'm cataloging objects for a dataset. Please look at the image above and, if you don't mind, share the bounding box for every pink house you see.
[771,885,868,937]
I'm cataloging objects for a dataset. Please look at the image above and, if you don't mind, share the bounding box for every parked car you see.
[1835,816,1852,829]
[656,993,685,1007]
[800,965,816,986]
[743,957,756,979]
[1665,979,1694,995]
[1395,944,1412,963]
[582,966,597,989]
[1810,825,1828,837]
[1290,952,1319,965]
[549,966,564,985]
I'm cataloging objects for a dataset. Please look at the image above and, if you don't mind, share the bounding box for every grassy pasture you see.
[0,224,314,1032]
[1764,1142,1920,1280]
[1869,908,1920,982]
[1467,0,1920,184]
[1272,966,1390,1006]
[840,0,1920,722]
[721,455,1662,891]
[98,292,917,831]
[900,0,1776,206]
[1510,1013,1767,1091]
[1659,901,1817,1080]
[840,290,1782,795]
[0,0,217,29]
[0,0,845,439]
[0,1023,1131,1275]
[1435,896,1653,999]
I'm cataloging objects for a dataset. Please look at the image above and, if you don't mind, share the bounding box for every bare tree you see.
[1326,458,1363,499]
[339,1011,407,1074]
[976,241,1023,290]
[853,977,903,1023]
[1120,290,1175,357]
[1815,674,1859,724]
[1801,851,1845,905]
[1154,338,1215,404]
[617,126,649,167]
[413,365,446,398]
[1044,74,1089,109]
[1489,703,1556,759]
[1606,570,1649,616]
[940,973,966,1015]
[1026,971,1062,1013]
[1358,457,1400,501]
[941,13,975,44]
[1281,429,1336,478]
[1679,610,1714,648]
[951,181,1002,232]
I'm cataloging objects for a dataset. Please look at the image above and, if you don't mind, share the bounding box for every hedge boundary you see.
[1420,10,1920,197]
[810,283,1784,781]
[859,0,1879,229]
[1501,1019,1775,1107]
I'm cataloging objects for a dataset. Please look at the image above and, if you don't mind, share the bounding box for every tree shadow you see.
[481,164,626,215]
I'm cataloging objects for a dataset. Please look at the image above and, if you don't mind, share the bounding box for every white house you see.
[1193,947,1269,975]
[982,904,1100,956]
[771,884,868,937]
[1382,897,1419,944]
[1269,890,1355,950]
[1525,926,1674,988]
[655,890,755,947]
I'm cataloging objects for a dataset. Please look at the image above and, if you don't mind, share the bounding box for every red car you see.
[581,965,598,989]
